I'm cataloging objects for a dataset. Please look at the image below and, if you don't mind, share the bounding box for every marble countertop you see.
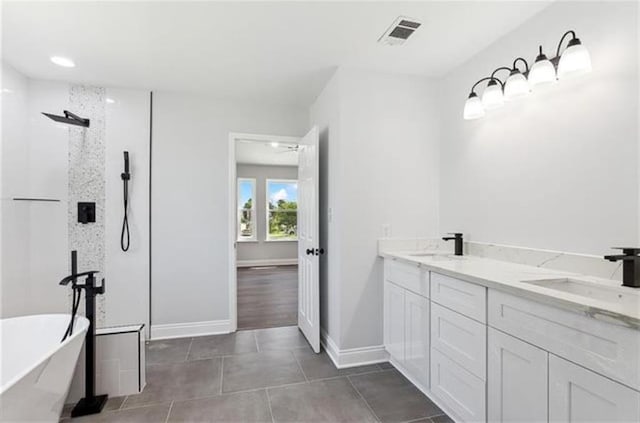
[381,250,640,330]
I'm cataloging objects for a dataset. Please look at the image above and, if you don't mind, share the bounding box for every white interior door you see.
[297,125,320,353]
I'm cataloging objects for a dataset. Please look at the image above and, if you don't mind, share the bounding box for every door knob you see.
[306,248,315,255]
[316,248,325,255]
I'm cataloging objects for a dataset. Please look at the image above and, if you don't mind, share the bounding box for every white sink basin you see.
[522,278,640,307]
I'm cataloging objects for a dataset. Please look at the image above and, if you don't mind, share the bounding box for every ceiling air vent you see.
[378,16,422,46]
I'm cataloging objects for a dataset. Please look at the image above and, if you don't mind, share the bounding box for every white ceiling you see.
[236,140,299,166]
[2,1,552,107]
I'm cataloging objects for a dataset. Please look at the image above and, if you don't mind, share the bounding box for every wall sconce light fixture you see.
[464,30,592,120]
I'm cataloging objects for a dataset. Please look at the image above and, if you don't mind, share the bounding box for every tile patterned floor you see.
[62,326,453,423]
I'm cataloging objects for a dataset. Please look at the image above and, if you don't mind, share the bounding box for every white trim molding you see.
[236,258,298,268]
[321,329,389,369]
[150,319,231,340]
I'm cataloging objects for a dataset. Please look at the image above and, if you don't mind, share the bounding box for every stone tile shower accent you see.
[68,85,106,326]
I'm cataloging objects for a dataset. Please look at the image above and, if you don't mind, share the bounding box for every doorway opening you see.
[229,128,320,352]
[229,133,301,331]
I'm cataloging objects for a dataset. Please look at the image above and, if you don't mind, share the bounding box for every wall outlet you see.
[382,224,391,238]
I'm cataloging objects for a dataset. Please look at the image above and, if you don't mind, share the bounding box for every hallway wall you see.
[151,91,307,337]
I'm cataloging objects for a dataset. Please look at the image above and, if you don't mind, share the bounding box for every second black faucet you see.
[443,233,464,256]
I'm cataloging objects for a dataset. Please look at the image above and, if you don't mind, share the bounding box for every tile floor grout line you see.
[120,395,130,410]
[220,356,225,394]
[307,367,389,384]
[291,350,309,382]
[115,400,175,413]
[184,337,194,361]
[346,375,382,423]
[403,417,431,423]
[164,400,174,423]
[226,378,309,396]
[402,413,447,423]
[123,379,311,412]
[424,412,448,420]
[265,388,276,423]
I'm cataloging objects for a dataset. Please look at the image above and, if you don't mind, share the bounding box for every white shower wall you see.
[104,88,150,334]
[0,62,150,334]
[1,63,69,317]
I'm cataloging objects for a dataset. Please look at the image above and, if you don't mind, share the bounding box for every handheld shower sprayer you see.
[123,151,130,176]
[120,151,131,252]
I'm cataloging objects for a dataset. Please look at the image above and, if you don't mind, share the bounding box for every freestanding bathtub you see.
[0,314,89,422]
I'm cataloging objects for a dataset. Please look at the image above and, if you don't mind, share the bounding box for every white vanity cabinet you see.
[488,290,640,423]
[487,328,548,423]
[382,257,640,423]
[383,260,430,390]
[549,355,640,423]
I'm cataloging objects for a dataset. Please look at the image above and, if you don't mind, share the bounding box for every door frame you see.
[227,132,302,332]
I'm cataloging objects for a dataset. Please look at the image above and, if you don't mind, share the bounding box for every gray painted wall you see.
[439,1,638,256]
[152,91,307,327]
[236,163,298,263]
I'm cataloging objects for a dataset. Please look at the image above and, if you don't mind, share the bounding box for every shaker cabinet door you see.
[487,328,548,423]
[384,281,405,363]
[549,354,640,423]
[404,289,429,388]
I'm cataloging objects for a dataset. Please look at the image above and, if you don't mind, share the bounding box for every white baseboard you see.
[237,258,298,268]
[150,319,231,340]
[321,329,389,369]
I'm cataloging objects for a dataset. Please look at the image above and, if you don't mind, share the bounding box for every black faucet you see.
[604,248,640,288]
[443,233,464,256]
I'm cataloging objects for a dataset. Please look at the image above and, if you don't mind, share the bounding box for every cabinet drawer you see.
[549,354,640,423]
[431,272,486,323]
[488,289,640,391]
[431,348,486,423]
[384,259,428,298]
[431,302,486,380]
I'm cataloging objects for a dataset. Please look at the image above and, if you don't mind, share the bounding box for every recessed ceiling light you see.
[50,56,75,68]
[106,98,116,104]
[270,142,279,148]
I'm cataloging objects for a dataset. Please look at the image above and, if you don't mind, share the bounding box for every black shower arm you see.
[64,110,90,124]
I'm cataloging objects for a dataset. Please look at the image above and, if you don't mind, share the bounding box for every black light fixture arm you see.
[491,66,511,79]
[490,67,511,87]
[470,76,501,94]
[512,57,530,73]
[556,30,577,58]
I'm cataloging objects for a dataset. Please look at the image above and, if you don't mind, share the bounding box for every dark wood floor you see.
[237,265,298,330]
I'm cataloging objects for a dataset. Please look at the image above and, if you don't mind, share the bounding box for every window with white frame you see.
[266,179,298,241]
[237,178,256,241]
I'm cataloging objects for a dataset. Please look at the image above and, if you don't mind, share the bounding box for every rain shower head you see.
[42,110,90,128]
